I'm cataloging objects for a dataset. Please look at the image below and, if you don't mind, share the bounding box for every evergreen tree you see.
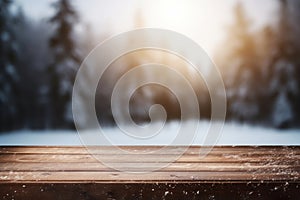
[256,26,277,122]
[0,0,21,131]
[48,0,81,128]
[218,2,261,122]
[289,0,300,126]
[266,0,299,128]
[14,8,53,129]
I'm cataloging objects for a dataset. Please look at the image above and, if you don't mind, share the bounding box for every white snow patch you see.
[0,121,299,146]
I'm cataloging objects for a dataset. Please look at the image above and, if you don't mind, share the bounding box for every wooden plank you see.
[0,182,299,200]
[1,146,299,155]
[1,162,298,172]
[0,171,299,183]
[0,153,299,164]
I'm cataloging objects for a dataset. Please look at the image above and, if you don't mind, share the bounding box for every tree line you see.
[0,0,299,131]
[215,0,300,128]
[0,0,82,131]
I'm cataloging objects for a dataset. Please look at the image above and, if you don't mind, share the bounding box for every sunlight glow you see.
[16,0,276,55]
[139,0,232,55]
[147,0,194,30]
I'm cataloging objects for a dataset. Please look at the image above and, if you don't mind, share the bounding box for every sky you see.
[15,0,278,56]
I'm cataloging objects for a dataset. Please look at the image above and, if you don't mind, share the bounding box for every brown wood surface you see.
[0,146,299,199]
[0,146,299,183]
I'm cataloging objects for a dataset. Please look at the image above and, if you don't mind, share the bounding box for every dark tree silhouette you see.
[14,8,53,129]
[48,0,81,128]
[217,2,261,122]
[265,0,299,128]
[289,0,300,126]
[0,0,21,131]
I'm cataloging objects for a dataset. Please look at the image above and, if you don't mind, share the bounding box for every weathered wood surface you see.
[0,146,299,199]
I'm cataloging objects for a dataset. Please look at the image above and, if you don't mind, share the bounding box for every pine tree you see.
[48,0,81,128]
[289,0,300,126]
[0,0,21,131]
[218,2,261,122]
[266,0,299,128]
[256,26,277,122]
[14,8,52,129]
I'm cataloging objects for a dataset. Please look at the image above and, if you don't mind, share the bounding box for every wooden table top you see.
[0,146,299,183]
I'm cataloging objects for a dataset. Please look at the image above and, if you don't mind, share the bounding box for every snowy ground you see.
[0,121,299,146]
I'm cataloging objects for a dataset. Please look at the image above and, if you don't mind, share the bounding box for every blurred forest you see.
[0,0,300,131]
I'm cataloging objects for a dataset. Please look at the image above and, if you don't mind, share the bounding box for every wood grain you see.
[0,146,299,199]
[0,146,299,183]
